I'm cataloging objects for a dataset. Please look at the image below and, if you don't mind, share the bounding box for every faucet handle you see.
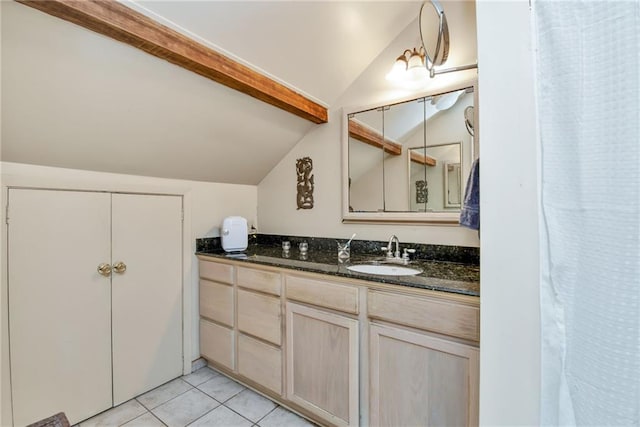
[381,247,394,258]
[402,248,416,260]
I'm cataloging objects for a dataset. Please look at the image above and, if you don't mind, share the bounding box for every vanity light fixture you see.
[387,0,478,83]
[386,47,429,82]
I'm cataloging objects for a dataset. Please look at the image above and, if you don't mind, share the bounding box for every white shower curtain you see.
[534,1,640,425]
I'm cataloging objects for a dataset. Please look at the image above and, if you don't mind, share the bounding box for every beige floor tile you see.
[224,389,277,423]
[79,400,147,427]
[197,375,246,402]
[137,378,193,409]
[121,412,165,427]
[189,405,252,427]
[257,406,315,427]
[182,367,219,387]
[151,389,219,427]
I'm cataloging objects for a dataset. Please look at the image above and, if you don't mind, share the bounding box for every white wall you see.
[0,162,257,426]
[0,3,5,424]
[1,1,314,185]
[258,6,480,247]
[477,1,541,425]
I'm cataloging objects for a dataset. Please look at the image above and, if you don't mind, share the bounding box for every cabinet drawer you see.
[199,260,234,285]
[237,267,281,296]
[238,334,282,394]
[237,289,281,346]
[200,319,234,370]
[368,290,479,342]
[199,280,234,327]
[286,275,359,314]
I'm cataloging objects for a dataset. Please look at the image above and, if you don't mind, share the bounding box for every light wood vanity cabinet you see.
[198,261,236,370]
[368,290,479,426]
[286,276,359,426]
[198,256,479,427]
[369,323,479,426]
[199,259,283,394]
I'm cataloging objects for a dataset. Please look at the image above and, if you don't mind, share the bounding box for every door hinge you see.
[5,203,9,225]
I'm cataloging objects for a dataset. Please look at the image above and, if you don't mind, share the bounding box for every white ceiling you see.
[1,1,422,184]
[129,1,421,106]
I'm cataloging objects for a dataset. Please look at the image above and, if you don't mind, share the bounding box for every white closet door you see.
[8,189,112,426]
[111,194,183,404]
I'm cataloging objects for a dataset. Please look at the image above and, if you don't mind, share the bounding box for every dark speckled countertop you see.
[196,235,479,297]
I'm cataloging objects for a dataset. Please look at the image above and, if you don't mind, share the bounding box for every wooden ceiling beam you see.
[17,0,328,124]
[348,119,402,156]
[410,151,437,166]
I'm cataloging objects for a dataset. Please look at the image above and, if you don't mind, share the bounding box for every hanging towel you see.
[460,158,479,230]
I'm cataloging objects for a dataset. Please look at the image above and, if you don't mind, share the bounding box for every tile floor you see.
[79,367,316,427]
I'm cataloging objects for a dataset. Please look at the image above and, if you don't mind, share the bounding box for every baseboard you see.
[191,357,207,372]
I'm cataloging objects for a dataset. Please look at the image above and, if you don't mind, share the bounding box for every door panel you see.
[286,302,359,427]
[111,194,182,404]
[369,323,479,427]
[8,189,112,425]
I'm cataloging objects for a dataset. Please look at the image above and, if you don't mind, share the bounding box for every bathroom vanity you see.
[196,239,479,427]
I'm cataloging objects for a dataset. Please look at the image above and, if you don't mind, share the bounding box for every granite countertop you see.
[196,236,479,297]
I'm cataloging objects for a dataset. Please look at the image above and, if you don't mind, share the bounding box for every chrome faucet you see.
[386,235,401,259]
[382,235,416,265]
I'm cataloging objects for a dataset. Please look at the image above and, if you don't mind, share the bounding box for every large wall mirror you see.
[342,80,477,223]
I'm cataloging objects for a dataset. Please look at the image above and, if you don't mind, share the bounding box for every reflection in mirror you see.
[445,161,462,207]
[384,98,425,212]
[409,143,462,212]
[343,82,476,223]
[348,108,384,212]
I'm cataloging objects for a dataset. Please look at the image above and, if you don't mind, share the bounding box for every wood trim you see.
[348,119,402,155]
[17,0,328,124]
[409,150,437,166]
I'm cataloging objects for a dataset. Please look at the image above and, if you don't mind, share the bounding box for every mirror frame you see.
[341,78,478,224]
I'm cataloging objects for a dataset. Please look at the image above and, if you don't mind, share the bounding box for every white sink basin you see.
[347,264,422,276]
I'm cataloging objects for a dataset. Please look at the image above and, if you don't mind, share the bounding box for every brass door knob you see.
[113,262,127,274]
[97,263,112,277]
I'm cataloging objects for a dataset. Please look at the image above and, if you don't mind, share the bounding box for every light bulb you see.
[386,57,408,81]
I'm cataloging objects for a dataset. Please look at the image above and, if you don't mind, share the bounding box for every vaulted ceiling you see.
[1,1,420,184]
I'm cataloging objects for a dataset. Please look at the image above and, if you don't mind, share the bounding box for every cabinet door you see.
[286,302,359,427]
[8,189,112,425]
[369,323,479,427]
[111,194,183,404]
